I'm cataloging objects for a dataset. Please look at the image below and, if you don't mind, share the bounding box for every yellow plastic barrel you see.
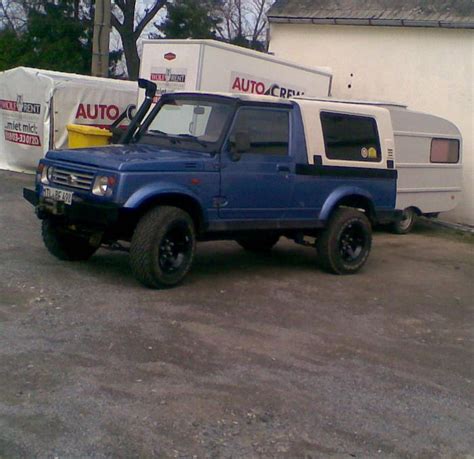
[66,124,112,149]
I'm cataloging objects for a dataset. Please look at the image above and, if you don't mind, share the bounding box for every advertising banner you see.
[0,67,137,173]
[52,81,137,149]
[0,68,53,172]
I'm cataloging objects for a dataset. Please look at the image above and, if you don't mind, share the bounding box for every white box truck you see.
[138,39,332,105]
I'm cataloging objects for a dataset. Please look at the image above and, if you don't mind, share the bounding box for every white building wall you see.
[269,24,474,225]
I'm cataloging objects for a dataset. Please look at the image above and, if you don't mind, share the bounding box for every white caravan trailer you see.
[389,105,463,232]
[294,97,463,233]
[138,39,332,105]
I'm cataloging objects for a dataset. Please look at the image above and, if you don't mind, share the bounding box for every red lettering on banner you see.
[86,104,98,120]
[75,104,86,118]
[4,129,41,146]
[0,99,18,111]
[75,103,120,121]
[107,105,119,120]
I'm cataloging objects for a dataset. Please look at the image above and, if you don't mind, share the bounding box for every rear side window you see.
[229,107,289,156]
[430,138,460,163]
[321,112,381,162]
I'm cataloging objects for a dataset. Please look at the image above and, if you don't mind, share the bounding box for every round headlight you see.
[92,175,114,196]
[46,166,55,182]
[40,165,50,184]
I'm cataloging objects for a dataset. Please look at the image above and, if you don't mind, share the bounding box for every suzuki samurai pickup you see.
[24,80,401,288]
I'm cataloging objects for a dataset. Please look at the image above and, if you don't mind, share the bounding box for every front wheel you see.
[42,219,98,261]
[130,206,196,288]
[317,208,372,274]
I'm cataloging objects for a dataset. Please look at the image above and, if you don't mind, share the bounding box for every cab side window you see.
[321,112,381,162]
[229,107,289,156]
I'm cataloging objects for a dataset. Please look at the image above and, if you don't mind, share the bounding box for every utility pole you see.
[91,0,111,77]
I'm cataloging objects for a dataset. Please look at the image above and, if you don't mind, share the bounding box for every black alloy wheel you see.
[130,206,196,288]
[158,223,194,274]
[339,221,367,262]
[317,208,372,274]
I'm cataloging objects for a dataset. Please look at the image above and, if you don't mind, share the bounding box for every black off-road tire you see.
[236,233,280,252]
[130,206,196,289]
[41,219,98,261]
[317,208,372,274]
[390,207,417,234]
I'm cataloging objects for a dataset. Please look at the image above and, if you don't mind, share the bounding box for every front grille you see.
[51,167,94,191]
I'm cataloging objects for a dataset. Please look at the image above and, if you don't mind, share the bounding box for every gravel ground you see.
[0,170,473,459]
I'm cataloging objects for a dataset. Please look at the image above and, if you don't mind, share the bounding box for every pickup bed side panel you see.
[285,168,397,222]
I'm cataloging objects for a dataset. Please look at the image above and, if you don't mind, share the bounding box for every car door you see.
[218,105,293,223]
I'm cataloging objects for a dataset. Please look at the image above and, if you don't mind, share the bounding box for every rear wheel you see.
[317,208,372,274]
[42,219,98,261]
[236,233,280,252]
[390,207,417,234]
[130,206,196,288]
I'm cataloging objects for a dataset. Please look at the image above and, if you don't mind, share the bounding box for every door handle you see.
[276,164,290,172]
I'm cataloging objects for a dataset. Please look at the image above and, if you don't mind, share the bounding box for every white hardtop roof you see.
[168,91,404,109]
[140,39,332,77]
[2,66,137,89]
[293,95,407,109]
[167,90,294,105]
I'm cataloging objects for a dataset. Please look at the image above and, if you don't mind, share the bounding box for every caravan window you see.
[320,112,381,162]
[430,139,460,164]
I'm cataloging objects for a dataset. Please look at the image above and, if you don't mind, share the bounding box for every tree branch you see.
[110,11,123,32]
[134,0,167,39]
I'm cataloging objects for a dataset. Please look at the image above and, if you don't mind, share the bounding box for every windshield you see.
[138,98,234,153]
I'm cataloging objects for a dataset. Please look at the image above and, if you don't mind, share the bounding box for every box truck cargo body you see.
[138,39,332,105]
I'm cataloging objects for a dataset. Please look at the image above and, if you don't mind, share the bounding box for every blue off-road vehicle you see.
[24,81,400,288]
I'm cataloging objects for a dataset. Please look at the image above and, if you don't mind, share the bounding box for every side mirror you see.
[235,131,250,152]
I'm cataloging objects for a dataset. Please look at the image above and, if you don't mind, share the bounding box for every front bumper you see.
[23,188,120,227]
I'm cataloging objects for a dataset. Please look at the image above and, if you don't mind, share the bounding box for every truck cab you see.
[24,90,400,288]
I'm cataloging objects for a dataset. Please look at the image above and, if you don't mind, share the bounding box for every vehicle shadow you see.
[79,240,322,288]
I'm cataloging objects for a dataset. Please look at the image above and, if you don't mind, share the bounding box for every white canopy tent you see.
[0,67,137,173]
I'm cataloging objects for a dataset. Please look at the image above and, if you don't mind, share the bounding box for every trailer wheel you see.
[236,233,280,252]
[390,207,417,234]
[317,208,372,274]
[130,206,196,288]
[42,219,98,261]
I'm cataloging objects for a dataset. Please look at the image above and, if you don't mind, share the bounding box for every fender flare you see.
[123,181,201,209]
[123,182,206,223]
[319,186,375,222]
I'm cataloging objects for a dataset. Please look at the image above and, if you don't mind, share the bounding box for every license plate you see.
[42,186,73,205]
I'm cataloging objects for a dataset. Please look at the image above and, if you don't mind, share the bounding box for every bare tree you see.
[214,0,272,49]
[0,0,32,32]
[0,0,90,33]
[111,0,168,80]
[248,0,271,48]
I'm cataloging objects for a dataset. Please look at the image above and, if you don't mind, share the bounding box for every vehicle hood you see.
[45,144,209,172]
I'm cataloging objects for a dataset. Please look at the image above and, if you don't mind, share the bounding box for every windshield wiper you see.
[175,134,209,148]
[148,129,171,137]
